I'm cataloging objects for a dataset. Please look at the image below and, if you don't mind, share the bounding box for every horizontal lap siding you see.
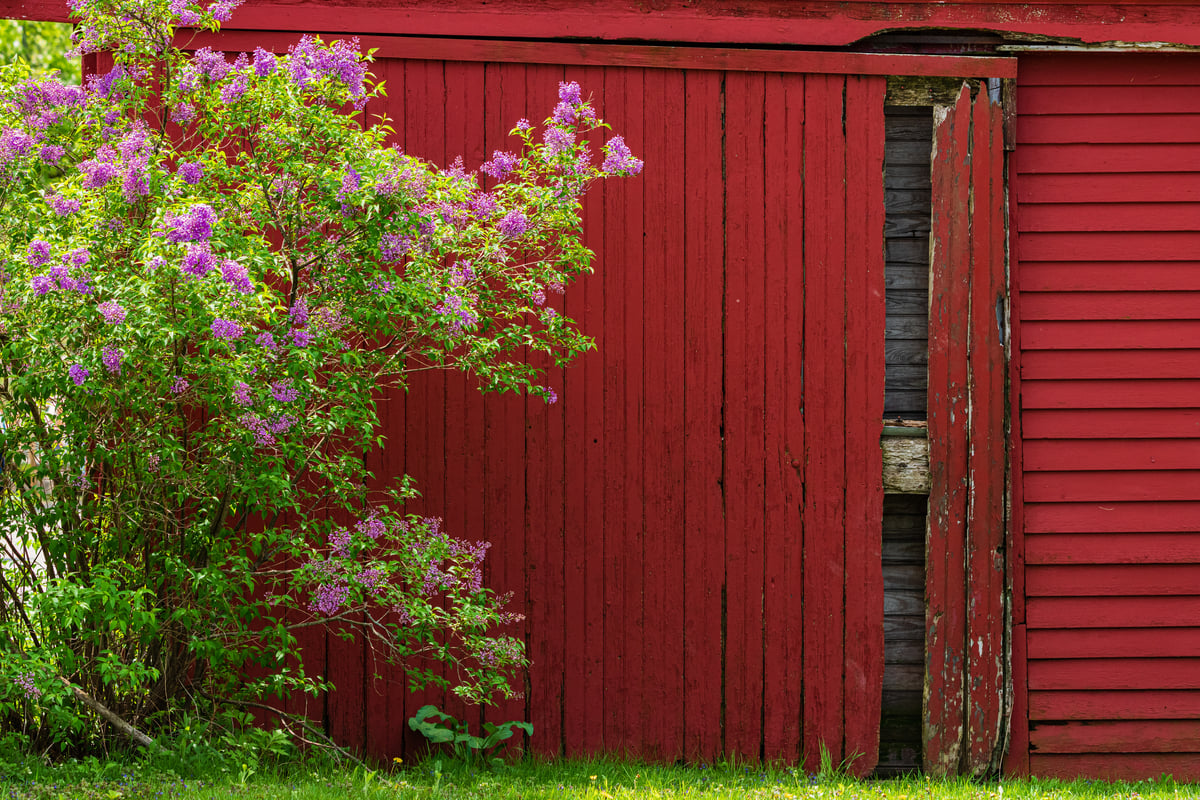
[1017,54,1200,782]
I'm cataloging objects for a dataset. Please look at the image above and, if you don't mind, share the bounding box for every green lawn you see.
[4,759,1200,800]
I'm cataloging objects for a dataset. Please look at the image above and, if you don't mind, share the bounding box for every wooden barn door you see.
[925,82,1009,777]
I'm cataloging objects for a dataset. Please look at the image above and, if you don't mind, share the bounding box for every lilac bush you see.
[0,0,640,750]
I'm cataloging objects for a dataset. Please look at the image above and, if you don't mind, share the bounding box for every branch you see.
[58,677,156,749]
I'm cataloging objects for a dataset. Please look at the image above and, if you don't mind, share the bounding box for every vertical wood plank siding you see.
[333,61,888,766]
[1017,53,1200,782]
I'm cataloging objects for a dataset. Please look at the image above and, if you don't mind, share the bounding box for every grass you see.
[4,757,1200,800]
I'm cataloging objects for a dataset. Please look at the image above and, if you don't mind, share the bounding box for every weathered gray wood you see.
[886,341,929,367]
[885,639,925,664]
[884,562,924,589]
[886,165,934,190]
[887,237,932,267]
[884,614,926,640]
[883,689,923,716]
[886,213,934,238]
[884,589,925,616]
[887,289,929,315]
[886,364,928,391]
[883,540,925,564]
[886,314,930,340]
[883,435,931,494]
[884,662,926,687]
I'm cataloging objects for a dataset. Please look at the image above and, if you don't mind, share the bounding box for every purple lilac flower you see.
[498,210,528,238]
[290,328,311,347]
[435,294,479,335]
[168,0,200,24]
[181,245,216,277]
[268,413,296,434]
[31,275,52,295]
[543,127,575,158]
[220,259,253,294]
[166,203,217,243]
[26,240,51,267]
[237,412,275,445]
[193,47,231,81]
[356,567,386,594]
[328,527,351,557]
[559,80,583,105]
[65,248,89,268]
[79,157,119,188]
[451,262,475,286]
[207,0,242,21]
[68,364,88,386]
[233,381,253,406]
[309,582,350,615]
[255,332,277,350]
[253,47,276,76]
[211,318,244,340]
[146,256,165,272]
[13,672,39,700]
[480,150,519,180]
[531,287,546,306]
[49,194,80,216]
[543,387,558,405]
[356,515,386,539]
[379,234,411,262]
[86,64,126,99]
[38,145,64,163]
[220,71,249,104]
[147,453,161,472]
[515,118,531,131]
[0,128,33,165]
[270,380,299,403]
[176,161,203,184]
[171,103,197,125]
[602,135,644,175]
[289,297,308,327]
[288,36,367,105]
[551,100,578,126]
[171,375,189,394]
[97,301,126,324]
[101,346,123,374]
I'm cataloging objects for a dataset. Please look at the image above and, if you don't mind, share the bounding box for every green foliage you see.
[407,704,532,767]
[0,20,78,84]
[0,0,640,756]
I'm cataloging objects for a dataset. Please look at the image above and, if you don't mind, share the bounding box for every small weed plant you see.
[407,704,532,767]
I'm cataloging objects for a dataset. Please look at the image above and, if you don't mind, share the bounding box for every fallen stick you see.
[58,677,155,749]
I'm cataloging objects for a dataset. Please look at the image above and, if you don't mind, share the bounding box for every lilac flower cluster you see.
[0,128,34,168]
[166,203,217,243]
[310,581,350,616]
[68,364,89,386]
[211,318,244,340]
[182,245,216,277]
[48,194,80,216]
[171,375,190,394]
[328,527,351,557]
[435,294,479,336]
[26,240,51,267]
[289,297,308,327]
[551,81,596,128]
[32,249,93,296]
[356,567,386,595]
[472,637,524,668]
[176,161,203,184]
[253,47,276,77]
[13,671,39,700]
[102,346,123,375]
[602,135,644,175]
[117,123,152,202]
[97,301,126,324]
[480,150,519,180]
[78,145,120,189]
[379,233,411,262]
[237,411,295,446]
[542,127,575,158]
[255,332,278,351]
[498,210,528,239]
[270,380,299,402]
[221,258,253,294]
[233,381,253,406]
[288,36,368,106]
[356,515,386,540]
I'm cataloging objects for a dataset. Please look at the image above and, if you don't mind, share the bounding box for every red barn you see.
[8,0,1200,781]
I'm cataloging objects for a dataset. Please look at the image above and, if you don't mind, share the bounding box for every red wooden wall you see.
[1015,52,1200,781]
[302,56,892,767]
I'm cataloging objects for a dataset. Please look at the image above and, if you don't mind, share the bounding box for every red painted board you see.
[1022,409,1200,440]
[1024,438,1200,470]
[1031,753,1200,782]
[1023,321,1200,351]
[1020,291,1200,320]
[1002,625,1030,776]
[1029,658,1200,691]
[1021,380,1200,409]
[1019,55,1200,87]
[1019,231,1200,263]
[1016,143,1200,174]
[1019,85,1200,116]
[1030,690,1200,720]
[1024,470,1200,503]
[1026,531,1200,563]
[722,68,767,761]
[1029,627,1200,658]
[1018,262,1200,293]
[1021,350,1200,381]
[1015,174,1200,205]
[1017,114,1200,145]
[639,65,687,761]
[841,74,885,778]
[924,82,971,778]
[1027,564,1200,596]
[760,70,803,765]
[681,67,724,762]
[801,73,847,771]
[1018,204,1200,234]
[964,85,1006,777]
[1028,596,1200,629]
[1031,719,1200,754]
